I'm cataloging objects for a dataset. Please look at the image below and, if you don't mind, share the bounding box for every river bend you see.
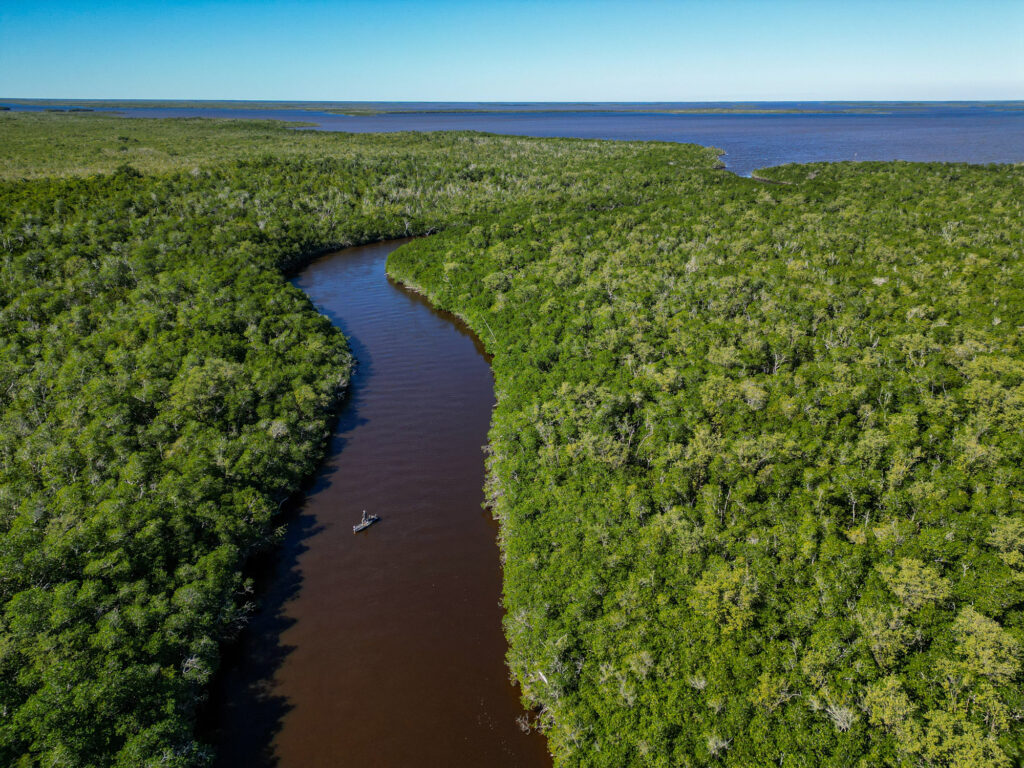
[209,240,550,767]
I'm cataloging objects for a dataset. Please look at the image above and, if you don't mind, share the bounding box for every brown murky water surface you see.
[208,240,551,767]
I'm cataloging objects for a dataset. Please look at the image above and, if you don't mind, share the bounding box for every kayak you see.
[353,512,380,533]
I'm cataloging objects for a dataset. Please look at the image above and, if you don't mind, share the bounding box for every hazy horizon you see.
[2,1,1020,102]
[5,98,1023,107]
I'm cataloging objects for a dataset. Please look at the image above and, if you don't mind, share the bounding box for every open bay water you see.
[298,103,1024,176]
[5,101,1023,175]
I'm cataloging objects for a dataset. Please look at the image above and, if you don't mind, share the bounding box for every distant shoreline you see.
[323,107,894,116]
[3,98,1023,118]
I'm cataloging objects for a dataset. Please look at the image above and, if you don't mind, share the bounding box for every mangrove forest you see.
[1,111,1022,767]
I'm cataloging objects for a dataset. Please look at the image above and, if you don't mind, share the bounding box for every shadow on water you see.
[201,498,319,768]
[312,305,378,386]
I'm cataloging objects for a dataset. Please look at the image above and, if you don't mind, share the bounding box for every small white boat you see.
[353,510,380,533]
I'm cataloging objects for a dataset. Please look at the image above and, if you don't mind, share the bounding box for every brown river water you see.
[206,240,551,767]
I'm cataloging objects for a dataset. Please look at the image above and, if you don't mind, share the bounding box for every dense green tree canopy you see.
[1,112,1021,766]
[389,161,1024,767]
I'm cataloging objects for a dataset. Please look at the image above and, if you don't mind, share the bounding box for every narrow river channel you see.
[208,240,551,767]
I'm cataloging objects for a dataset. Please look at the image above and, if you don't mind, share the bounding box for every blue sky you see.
[1,0,1021,100]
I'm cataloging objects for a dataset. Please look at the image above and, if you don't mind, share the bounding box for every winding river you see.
[207,240,550,767]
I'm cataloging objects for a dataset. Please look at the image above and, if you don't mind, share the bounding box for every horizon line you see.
[5,97,1024,104]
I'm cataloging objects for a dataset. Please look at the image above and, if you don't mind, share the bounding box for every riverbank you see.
[208,240,550,767]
